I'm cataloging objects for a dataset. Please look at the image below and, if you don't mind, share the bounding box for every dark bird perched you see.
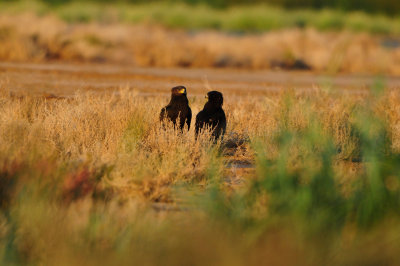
[160,86,192,131]
[195,91,226,140]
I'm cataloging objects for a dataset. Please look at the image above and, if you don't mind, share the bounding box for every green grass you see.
[1,0,400,34]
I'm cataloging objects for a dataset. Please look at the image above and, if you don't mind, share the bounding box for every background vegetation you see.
[5,0,400,15]
[1,0,400,34]
[1,1,400,75]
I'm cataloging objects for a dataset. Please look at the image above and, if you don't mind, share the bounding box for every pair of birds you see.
[160,86,226,140]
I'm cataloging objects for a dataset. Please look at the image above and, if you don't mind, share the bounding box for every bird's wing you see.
[187,107,192,130]
[195,111,204,135]
[220,110,227,134]
[160,105,169,121]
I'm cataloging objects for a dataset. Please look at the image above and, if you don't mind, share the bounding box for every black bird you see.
[195,91,226,140]
[160,86,192,131]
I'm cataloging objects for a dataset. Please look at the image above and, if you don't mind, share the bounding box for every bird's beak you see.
[179,88,186,94]
[205,95,208,99]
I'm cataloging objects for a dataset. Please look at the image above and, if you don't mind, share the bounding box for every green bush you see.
[26,0,400,15]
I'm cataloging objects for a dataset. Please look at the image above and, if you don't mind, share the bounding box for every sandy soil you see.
[1,62,400,97]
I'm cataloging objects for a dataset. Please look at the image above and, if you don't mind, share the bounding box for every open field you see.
[3,62,400,96]
[1,2,400,265]
[1,61,400,264]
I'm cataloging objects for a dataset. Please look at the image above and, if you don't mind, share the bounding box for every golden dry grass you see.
[1,13,400,75]
[2,83,400,265]
[1,85,400,203]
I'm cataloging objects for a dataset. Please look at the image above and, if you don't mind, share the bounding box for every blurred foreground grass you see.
[1,86,400,265]
[1,0,400,34]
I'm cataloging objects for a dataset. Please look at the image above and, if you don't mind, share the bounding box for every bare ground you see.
[1,62,400,98]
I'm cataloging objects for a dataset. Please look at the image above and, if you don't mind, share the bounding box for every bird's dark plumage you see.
[195,91,226,140]
[160,86,192,131]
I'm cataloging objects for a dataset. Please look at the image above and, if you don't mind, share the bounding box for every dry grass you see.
[1,85,400,202]
[1,84,400,264]
[0,14,400,75]
[0,87,227,202]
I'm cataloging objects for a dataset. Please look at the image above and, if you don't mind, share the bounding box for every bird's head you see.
[171,86,187,96]
[206,91,223,107]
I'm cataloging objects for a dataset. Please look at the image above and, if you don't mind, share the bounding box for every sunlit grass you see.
[0,85,400,264]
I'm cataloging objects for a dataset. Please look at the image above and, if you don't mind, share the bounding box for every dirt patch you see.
[2,62,399,99]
